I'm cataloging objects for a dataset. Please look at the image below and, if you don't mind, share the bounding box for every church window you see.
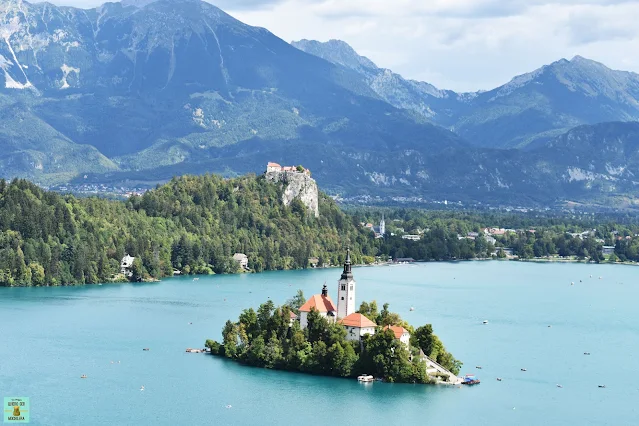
[341,297,344,300]
[341,284,346,291]
[350,286,353,291]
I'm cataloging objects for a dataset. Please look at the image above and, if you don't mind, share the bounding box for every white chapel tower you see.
[379,214,386,237]
[337,249,356,319]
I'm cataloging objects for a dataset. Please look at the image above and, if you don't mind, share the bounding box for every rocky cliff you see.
[265,171,319,217]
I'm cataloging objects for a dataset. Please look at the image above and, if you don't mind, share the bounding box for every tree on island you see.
[285,290,306,314]
[411,325,462,375]
[357,301,379,322]
[358,329,428,383]
[357,301,411,329]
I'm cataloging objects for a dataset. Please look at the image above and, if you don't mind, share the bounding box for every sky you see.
[48,0,639,92]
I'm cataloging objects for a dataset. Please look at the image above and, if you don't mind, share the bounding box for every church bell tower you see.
[337,249,356,319]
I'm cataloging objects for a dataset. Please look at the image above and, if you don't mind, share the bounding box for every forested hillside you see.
[0,175,376,286]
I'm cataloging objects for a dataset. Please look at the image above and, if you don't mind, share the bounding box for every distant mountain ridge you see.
[0,0,464,183]
[1,1,639,208]
[293,40,639,150]
[291,39,462,122]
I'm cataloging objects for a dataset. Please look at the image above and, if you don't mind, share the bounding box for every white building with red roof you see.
[339,313,376,342]
[383,325,411,347]
[288,311,298,327]
[265,162,311,176]
[299,284,337,329]
[267,162,282,172]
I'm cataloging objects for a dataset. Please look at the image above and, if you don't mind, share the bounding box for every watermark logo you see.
[3,397,29,423]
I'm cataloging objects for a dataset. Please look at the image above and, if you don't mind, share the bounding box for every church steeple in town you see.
[337,248,356,319]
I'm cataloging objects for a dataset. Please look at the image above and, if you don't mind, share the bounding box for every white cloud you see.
[46,0,639,91]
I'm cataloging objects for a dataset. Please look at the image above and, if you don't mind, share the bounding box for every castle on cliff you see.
[265,162,319,217]
[266,162,311,176]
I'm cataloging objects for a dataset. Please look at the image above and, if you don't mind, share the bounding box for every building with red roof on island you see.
[383,325,411,347]
[339,313,376,342]
[299,284,337,329]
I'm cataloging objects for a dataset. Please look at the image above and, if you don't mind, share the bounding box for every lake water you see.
[1,261,638,425]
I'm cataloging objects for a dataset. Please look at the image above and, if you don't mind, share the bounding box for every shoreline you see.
[206,352,449,386]
[2,257,636,288]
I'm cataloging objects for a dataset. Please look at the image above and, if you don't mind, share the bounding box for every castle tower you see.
[379,214,385,237]
[337,249,356,319]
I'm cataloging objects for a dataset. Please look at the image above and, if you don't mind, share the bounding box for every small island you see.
[205,250,462,384]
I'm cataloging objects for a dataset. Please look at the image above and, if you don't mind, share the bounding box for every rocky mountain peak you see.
[121,0,158,7]
[491,54,639,103]
[292,39,378,73]
[121,0,201,7]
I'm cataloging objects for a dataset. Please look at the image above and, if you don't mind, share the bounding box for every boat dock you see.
[185,348,208,353]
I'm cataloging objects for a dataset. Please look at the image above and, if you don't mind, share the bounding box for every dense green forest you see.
[0,176,375,286]
[3,174,639,287]
[205,295,460,383]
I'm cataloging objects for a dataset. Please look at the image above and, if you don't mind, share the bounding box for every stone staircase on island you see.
[419,350,462,385]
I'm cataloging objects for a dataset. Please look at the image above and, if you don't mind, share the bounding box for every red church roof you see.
[299,294,337,313]
[383,325,408,339]
[339,313,376,328]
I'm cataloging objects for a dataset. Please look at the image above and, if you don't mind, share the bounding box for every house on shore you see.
[120,254,135,277]
[233,253,249,270]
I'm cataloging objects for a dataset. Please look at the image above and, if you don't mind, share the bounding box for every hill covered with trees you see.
[0,175,376,286]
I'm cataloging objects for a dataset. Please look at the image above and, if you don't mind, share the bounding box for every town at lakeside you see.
[205,250,463,384]
[1,162,639,287]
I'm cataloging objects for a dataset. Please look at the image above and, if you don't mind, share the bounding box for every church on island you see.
[298,250,409,344]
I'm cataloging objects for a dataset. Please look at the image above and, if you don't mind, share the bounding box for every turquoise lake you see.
[1,261,638,425]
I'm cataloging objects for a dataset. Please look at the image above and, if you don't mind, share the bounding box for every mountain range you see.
[292,39,639,150]
[0,0,638,209]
